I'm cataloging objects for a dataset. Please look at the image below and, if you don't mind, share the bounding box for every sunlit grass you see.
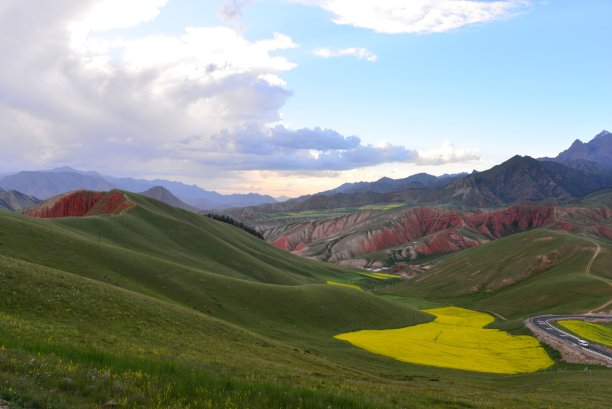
[361,272,398,280]
[326,280,363,291]
[335,307,553,374]
[357,203,405,211]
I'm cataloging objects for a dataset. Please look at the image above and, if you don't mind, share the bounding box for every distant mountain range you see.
[0,187,41,211]
[228,130,612,219]
[442,155,611,207]
[0,167,276,210]
[318,173,468,196]
[1,130,610,213]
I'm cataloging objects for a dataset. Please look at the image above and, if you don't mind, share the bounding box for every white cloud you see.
[417,141,480,165]
[0,0,298,173]
[0,0,483,192]
[298,0,530,34]
[69,0,168,52]
[314,47,378,62]
[116,28,297,83]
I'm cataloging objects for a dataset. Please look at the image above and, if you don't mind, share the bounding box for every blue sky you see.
[246,0,611,154]
[0,0,609,196]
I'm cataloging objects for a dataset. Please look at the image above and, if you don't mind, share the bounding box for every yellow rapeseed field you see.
[335,306,553,374]
[362,272,398,280]
[326,280,363,291]
[557,320,612,347]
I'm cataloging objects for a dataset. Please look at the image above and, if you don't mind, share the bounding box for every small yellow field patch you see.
[335,306,553,374]
[557,320,612,347]
[362,272,398,280]
[326,280,363,291]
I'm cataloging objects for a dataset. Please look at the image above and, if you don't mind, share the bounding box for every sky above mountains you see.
[0,0,610,196]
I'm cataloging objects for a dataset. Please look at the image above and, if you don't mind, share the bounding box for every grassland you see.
[240,202,406,224]
[357,203,406,211]
[0,195,611,408]
[382,230,612,318]
[335,307,553,374]
[556,320,612,347]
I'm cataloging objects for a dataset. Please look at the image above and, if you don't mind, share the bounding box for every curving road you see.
[527,315,612,360]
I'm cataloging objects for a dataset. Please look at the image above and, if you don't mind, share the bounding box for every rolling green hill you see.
[382,230,612,318]
[0,193,610,408]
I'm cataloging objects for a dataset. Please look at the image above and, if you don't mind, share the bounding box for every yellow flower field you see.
[335,306,553,374]
[326,280,363,291]
[557,320,612,347]
[362,272,399,280]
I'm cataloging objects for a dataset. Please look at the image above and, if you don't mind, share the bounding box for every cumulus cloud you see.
[164,125,418,171]
[297,0,530,34]
[0,0,296,172]
[314,47,378,62]
[416,141,480,165]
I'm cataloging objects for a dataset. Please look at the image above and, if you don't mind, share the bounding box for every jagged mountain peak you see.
[569,139,585,148]
[553,130,612,170]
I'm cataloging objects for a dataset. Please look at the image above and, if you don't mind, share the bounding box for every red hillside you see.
[22,190,134,218]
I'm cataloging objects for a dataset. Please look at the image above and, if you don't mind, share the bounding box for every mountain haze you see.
[0,171,115,199]
[318,173,467,196]
[0,167,277,210]
[228,154,612,220]
[0,188,40,211]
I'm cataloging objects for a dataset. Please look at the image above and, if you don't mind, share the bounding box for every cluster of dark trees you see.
[204,213,264,240]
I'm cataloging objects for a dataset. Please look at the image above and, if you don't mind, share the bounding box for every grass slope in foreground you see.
[0,255,419,409]
[0,194,611,408]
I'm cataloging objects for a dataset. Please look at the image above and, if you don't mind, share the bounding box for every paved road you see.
[527,315,612,360]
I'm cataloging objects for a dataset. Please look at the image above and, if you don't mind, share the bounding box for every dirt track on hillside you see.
[586,242,612,313]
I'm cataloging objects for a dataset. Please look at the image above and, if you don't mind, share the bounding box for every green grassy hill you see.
[0,193,429,335]
[382,229,612,318]
[0,194,610,408]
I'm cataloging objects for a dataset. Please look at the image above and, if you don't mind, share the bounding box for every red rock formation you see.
[470,205,555,238]
[268,212,372,252]
[358,207,464,255]
[415,229,480,256]
[596,226,612,239]
[23,190,133,218]
[264,203,612,263]
[271,235,291,251]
